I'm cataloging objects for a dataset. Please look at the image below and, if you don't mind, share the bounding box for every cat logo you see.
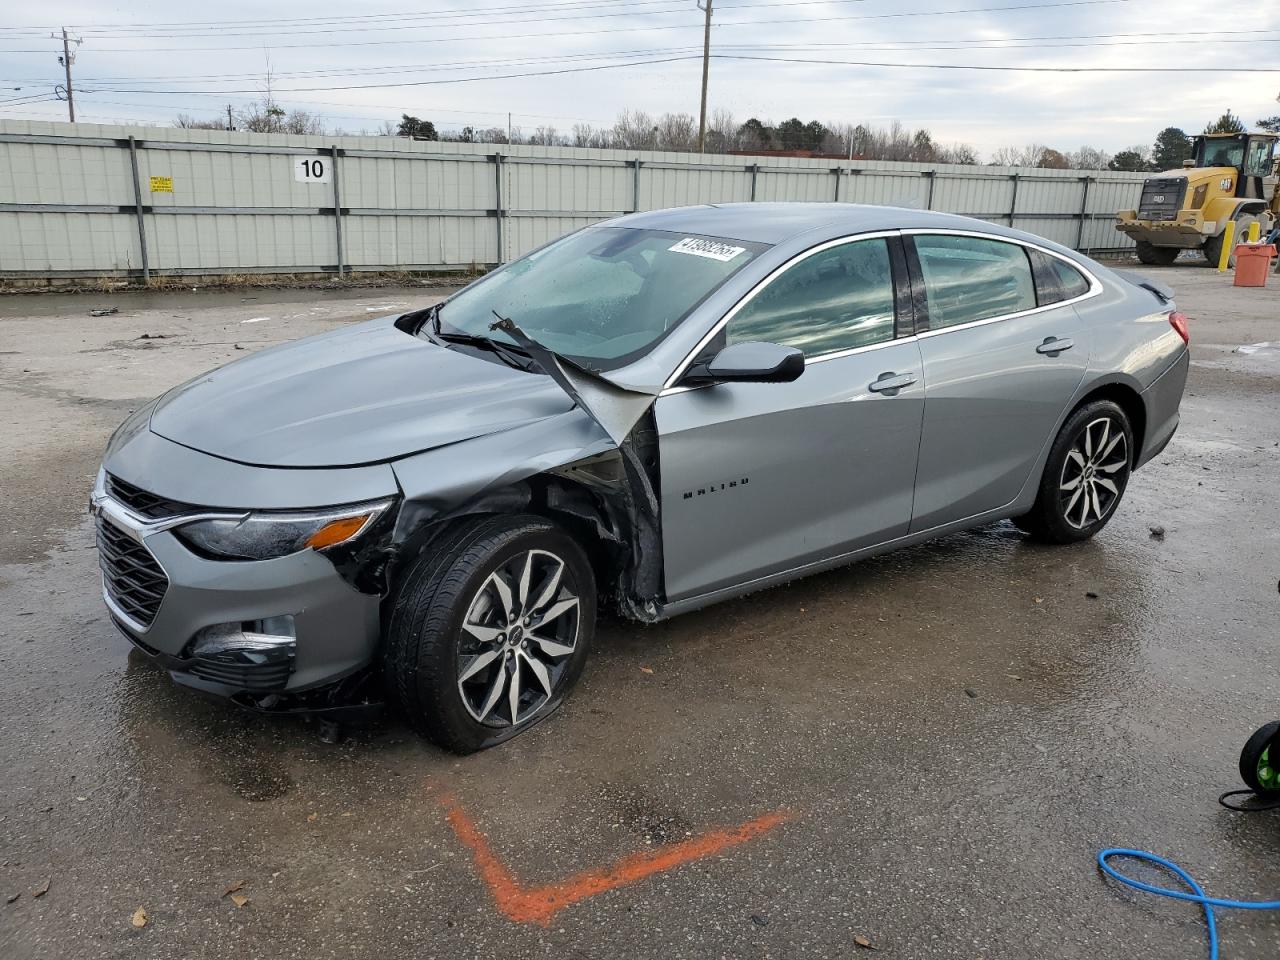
[1152,195,1165,204]
[1220,178,1233,191]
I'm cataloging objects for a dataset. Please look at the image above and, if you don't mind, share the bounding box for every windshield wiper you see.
[435,328,535,372]
[488,311,561,378]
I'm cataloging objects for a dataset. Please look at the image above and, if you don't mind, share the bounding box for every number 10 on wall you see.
[294,157,330,183]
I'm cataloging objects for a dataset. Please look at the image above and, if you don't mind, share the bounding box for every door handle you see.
[868,372,917,394]
[1036,336,1074,355]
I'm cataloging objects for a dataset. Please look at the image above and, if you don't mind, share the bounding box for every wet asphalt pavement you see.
[1,267,1277,958]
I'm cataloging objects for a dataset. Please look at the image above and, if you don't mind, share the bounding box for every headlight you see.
[173,500,392,561]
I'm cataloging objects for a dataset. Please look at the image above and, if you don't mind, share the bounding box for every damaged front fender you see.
[388,405,664,621]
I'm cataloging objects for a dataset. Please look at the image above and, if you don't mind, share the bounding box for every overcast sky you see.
[2,0,1278,157]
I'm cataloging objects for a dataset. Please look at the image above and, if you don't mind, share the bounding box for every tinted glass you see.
[439,227,765,370]
[1198,139,1245,169]
[726,237,895,356]
[913,235,1036,329]
[1245,139,1273,176]
[1049,257,1090,300]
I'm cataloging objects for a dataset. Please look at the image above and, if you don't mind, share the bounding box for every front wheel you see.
[382,514,595,753]
[1014,400,1134,544]
[1135,241,1179,266]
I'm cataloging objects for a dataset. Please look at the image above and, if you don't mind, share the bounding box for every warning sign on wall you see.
[149,176,173,193]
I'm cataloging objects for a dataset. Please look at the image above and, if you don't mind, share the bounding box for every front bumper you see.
[1115,211,1213,249]
[93,482,383,699]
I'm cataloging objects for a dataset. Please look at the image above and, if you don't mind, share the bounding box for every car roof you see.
[611,202,1026,246]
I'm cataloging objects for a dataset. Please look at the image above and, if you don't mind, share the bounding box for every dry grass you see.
[0,268,485,296]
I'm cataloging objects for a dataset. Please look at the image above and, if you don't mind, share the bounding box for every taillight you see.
[1168,311,1189,344]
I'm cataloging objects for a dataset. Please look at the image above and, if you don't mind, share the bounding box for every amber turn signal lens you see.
[304,514,371,550]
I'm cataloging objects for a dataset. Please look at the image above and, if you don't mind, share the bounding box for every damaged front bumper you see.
[92,467,385,704]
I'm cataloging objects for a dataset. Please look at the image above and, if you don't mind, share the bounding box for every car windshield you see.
[436,226,768,370]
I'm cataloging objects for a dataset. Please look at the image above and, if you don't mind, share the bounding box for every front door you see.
[655,234,925,602]
[905,232,1090,531]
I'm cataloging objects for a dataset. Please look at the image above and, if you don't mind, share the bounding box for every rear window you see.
[1049,258,1091,300]
[912,234,1037,329]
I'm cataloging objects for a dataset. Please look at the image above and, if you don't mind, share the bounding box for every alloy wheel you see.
[456,548,580,727]
[1059,416,1129,530]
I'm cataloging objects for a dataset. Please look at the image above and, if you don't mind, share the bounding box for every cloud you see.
[2,0,1277,155]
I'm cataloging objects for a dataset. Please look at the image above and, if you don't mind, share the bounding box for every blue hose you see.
[1098,848,1280,960]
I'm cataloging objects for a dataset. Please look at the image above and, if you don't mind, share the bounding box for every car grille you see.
[187,656,294,692]
[1137,177,1186,221]
[96,515,169,629]
[105,473,196,519]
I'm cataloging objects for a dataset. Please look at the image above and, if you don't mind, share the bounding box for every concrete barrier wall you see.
[0,120,1149,279]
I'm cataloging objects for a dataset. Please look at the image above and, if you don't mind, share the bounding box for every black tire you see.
[1014,400,1134,544]
[382,514,595,753]
[1204,214,1267,268]
[1135,241,1179,266]
[1202,232,1224,267]
[1239,721,1280,794]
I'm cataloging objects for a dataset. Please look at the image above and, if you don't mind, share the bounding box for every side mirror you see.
[682,341,805,385]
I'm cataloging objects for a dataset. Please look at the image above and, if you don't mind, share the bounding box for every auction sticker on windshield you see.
[668,237,746,262]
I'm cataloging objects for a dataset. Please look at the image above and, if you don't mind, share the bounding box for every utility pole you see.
[507,112,512,145]
[57,27,79,122]
[696,0,712,153]
[226,104,234,130]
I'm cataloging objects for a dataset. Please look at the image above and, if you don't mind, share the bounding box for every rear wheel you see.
[1240,722,1280,794]
[1135,241,1179,266]
[382,514,595,753]
[1014,400,1133,544]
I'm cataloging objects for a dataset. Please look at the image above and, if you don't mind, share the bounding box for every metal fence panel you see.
[0,120,1150,279]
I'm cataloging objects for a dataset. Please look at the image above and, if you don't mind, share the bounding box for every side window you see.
[912,234,1037,330]
[1048,257,1091,300]
[726,237,895,356]
[1245,139,1272,177]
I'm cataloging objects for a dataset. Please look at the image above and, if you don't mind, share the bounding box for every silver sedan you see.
[94,203,1189,751]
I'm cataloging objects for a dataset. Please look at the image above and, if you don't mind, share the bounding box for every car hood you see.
[149,316,576,467]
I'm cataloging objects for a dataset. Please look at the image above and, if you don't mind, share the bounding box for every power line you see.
[0,0,704,31]
[10,30,1277,87]
[84,56,705,95]
[0,0,1140,54]
[0,0,863,33]
[717,52,1280,73]
[55,47,710,85]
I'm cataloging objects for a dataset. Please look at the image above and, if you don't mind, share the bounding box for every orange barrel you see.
[1234,244,1276,287]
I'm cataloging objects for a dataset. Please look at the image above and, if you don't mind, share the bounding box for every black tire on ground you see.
[1135,241,1180,266]
[381,513,596,753]
[1204,213,1267,268]
[1239,721,1280,794]
[1202,232,1223,266]
[1013,399,1134,544]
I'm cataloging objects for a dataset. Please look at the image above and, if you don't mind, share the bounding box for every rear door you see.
[905,231,1091,532]
[654,233,925,602]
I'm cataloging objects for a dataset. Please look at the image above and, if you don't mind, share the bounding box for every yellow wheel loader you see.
[1115,132,1278,266]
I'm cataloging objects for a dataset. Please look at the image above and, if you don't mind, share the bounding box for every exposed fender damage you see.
[378,317,668,621]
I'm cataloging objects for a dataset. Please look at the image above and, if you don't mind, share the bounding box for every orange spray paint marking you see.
[438,793,791,926]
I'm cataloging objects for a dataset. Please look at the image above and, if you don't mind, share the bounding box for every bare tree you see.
[1066,145,1112,170]
[611,109,657,150]
[654,113,697,152]
[704,108,738,153]
[174,113,226,130]
[937,143,979,165]
[527,125,564,146]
